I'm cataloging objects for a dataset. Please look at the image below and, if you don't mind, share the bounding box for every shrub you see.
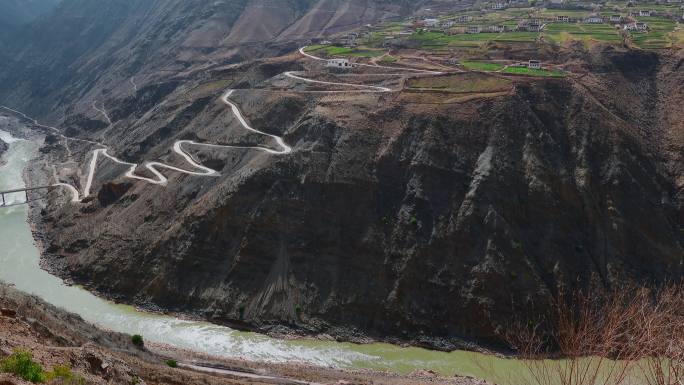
[0,350,45,383]
[504,282,684,385]
[131,334,144,347]
[165,360,177,368]
[45,365,86,385]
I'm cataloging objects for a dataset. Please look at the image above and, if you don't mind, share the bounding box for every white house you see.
[528,60,541,69]
[610,14,622,23]
[489,25,506,32]
[624,22,648,31]
[492,2,507,10]
[326,59,354,68]
[467,25,482,33]
[423,18,440,27]
[518,19,543,31]
[338,33,358,47]
[639,10,653,16]
[585,15,604,23]
[556,15,570,22]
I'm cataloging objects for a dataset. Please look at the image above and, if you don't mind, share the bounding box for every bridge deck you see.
[0,185,54,208]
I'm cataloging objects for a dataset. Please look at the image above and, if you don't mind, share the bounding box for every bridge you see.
[0,186,55,208]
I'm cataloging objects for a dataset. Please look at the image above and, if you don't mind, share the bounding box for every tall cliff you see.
[32,46,684,349]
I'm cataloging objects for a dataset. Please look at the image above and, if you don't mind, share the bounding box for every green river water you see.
[0,127,615,385]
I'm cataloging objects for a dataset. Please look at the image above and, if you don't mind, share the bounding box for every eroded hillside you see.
[25,45,684,349]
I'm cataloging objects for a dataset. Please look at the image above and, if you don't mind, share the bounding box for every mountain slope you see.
[0,0,60,30]
[29,47,684,350]
[0,0,408,119]
[0,0,60,60]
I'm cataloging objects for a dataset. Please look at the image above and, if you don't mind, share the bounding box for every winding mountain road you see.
[2,47,442,204]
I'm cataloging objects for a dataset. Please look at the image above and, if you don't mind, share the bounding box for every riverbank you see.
[0,282,490,385]
[5,106,493,355]
[0,114,36,167]
[0,120,515,383]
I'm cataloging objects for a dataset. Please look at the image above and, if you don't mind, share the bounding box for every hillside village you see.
[306,0,683,75]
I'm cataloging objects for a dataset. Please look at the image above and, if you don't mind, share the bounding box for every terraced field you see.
[304,45,386,58]
[502,66,566,77]
[544,23,622,44]
[313,0,680,55]
[461,61,505,71]
[407,30,540,50]
[631,17,678,49]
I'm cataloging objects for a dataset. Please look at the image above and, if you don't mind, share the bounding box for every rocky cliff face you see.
[32,46,684,349]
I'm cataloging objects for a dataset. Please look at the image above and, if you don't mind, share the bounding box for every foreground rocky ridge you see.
[28,46,684,350]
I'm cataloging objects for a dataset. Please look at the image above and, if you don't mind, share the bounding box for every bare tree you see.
[502,282,684,385]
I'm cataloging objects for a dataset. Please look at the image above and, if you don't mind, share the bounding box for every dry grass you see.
[407,73,512,93]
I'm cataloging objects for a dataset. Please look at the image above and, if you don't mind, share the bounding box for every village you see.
[306,0,683,75]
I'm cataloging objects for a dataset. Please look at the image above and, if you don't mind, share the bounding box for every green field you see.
[305,45,386,57]
[493,31,540,42]
[461,61,505,71]
[544,23,622,44]
[630,17,677,49]
[336,0,679,54]
[409,31,497,49]
[380,55,399,63]
[502,66,566,77]
[407,29,542,50]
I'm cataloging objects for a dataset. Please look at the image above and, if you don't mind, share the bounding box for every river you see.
[0,127,542,384]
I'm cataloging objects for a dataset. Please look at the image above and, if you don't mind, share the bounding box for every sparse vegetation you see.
[131,334,144,348]
[379,55,398,63]
[45,365,86,385]
[409,216,418,226]
[504,282,684,385]
[0,350,45,383]
[408,73,512,93]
